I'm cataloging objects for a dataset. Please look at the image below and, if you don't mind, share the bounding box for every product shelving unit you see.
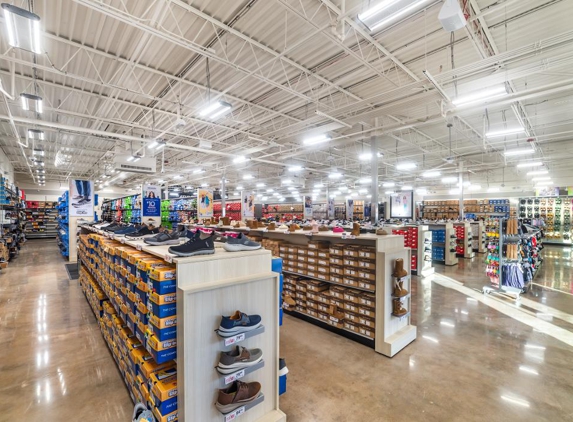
[387,224,434,278]
[191,226,417,358]
[101,194,142,223]
[24,201,58,239]
[428,223,458,266]
[470,221,486,253]
[453,222,475,259]
[420,199,510,220]
[518,196,571,245]
[79,224,285,422]
[56,192,69,257]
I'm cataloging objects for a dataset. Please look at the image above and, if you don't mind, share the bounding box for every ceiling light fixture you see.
[303,134,331,146]
[402,185,413,191]
[452,86,507,107]
[382,182,395,187]
[256,183,265,188]
[504,148,535,156]
[531,177,551,182]
[358,0,432,32]
[27,129,44,140]
[288,165,303,172]
[243,174,253,180]
[20,93,43,113]
[358,177,372,184]
[416,188,427,195]
[422,171,441,178]
[328,171,342,179]
[485,126,524,138]
[516,161,543,168]
[449,188,460,195]
[199,101,232,119]
[487,187,500,193]
[385,190,395,195]
[32,148,44,156]
[468,185,481,191]
[192,169,205,174]
[236,185,243,190]
[396,162,417,170]
[2,4,41,54]
[527,170,548,176]
[442,177,457,184]
[233,156,247,164]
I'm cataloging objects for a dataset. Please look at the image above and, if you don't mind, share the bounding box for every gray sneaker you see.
[217,346,263,374]
[144,230,182,246]
[223,233,262,252]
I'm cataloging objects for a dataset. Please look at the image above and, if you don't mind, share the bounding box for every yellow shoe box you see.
[153,407,178,422]
[149,266,176,281]
[149,292,176,305]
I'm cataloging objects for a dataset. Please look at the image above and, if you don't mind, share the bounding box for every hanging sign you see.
[142,185,161,227]
[241,191,255,220]
[198,189,214,218]
[69,180,94,217]
[303,196,313,219]
[346,199,354,220]
[328,198,335,219]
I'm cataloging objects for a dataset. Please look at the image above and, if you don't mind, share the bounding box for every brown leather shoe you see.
[318,225,329,232]
[216,381,262,413]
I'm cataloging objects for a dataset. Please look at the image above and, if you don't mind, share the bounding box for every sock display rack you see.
[484,218,544,298]
[79,224,285,422]
[518,196,571,244]
[385,224,434,277]
[420,199,510,220]
[427,223,459,266]
[24,201,58,238]
[101,195,142,223]
[57,192,69,257]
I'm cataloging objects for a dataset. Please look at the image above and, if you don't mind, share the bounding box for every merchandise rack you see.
[56,192,69,257]
[518,195,571,245]
[189,225,417,358]
[386,224,434,278]
[79,224,286,422]
[420,198,510,220]
[453,222,475,259]
[470,221,486,253]
[101,194,142,223]
[427,223,458,266]
[24,201,58,238]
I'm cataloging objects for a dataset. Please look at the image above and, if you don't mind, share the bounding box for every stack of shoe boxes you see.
[431,230,446,262]
[78,233,178,422]
[391,227,418,270]
[455,226,465,256]
[280,240,376,340]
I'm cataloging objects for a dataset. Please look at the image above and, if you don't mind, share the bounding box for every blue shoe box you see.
[148,278,177,295]
[279,374,287,395]
[148,299,177,319]
[149,316,176,341]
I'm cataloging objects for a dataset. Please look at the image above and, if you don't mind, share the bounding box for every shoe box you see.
[391,227,418,249]
[431,229,446,243]
[432,247,445,261]
[149,369,178,417]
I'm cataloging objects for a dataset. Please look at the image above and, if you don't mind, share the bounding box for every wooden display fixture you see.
[453,222,475,259]
[470,221,486,253]
[428,223,458,266]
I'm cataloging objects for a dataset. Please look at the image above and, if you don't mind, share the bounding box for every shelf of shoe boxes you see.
[453,222,475,259]
[278,239,378,342]
[427,223,459,266]
[213,201,241,222]
[470,221,487,253]
[108,195,142,224]
[421,199,510,220]
[78,233,179,422]
[262,203,303,221]
[24,201,58,238]
[57,192,69,257]
[519,196,572,244]
[388,225,434,277]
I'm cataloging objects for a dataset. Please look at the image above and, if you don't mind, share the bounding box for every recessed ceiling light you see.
[422,171,441,178]
[396,162,417,170]
[382,182,395,187]
[303,134,331,146]
[328,171,342,179]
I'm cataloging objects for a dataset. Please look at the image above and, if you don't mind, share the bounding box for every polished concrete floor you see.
[2,241,573,421]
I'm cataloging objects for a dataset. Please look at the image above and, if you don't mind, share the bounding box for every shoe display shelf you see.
[79,224,285,422]
[427,223,458,266]
[421,199,510,220]
[385,224,434,278]
[213,200,240,222]
[24,201,58,239]
[57,192,69,257]
[470,221,486,253]
[166,197,198,228]
[453,222,475,259]
[262,203,303,221]
[101,195,142,223]
[518,196,571,245]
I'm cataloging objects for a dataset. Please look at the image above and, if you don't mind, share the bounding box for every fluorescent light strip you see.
[516,161,542,168]
[452,86,507,106]
[527,170,548,176]
[422,171,441,178]
[303,134,331,146]
[358,0,433,32]
[504,148,534,157]
[396,162,417,170]
[486,127,524,138]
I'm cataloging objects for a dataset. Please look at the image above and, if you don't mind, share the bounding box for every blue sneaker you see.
[219,311,262,336]
[113,225,140,237]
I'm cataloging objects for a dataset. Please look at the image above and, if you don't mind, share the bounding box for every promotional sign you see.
[142,185,161,217]
[536,187,559,197]
[198,189,214,218]
[390,191,414,219]
[70,179,94,217]
[241,191,255,220]
[304,196,313,219]
[328,198,335,219]
[346,199,354,220]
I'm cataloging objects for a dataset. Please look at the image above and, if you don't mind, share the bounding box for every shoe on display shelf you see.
[144,229,184,246]
[215,381,262,414]
[278,224,288,231]
[218,310,262,336]
[125,225,160,240]
[168,230,215,257]
[223,233,262,252]
[392,299,408,317]
[216,346,263,374]
[113,225,140,237]
[279,358,289,377]
[392,258,408,278]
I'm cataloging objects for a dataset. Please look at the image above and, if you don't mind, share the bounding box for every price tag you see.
[224,369,246,385]
[282,230,290,234]
[164,255,173,263]
[305,232,313,237]
[225,406,245,422]
[136,244,142,251]
[261,228,268,233]
[341,234,356,240]
[224,332,246,347]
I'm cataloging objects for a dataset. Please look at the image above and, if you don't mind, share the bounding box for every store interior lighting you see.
[2,4,42,54]
[27,129,45,140]
[396,162,417,170]
[303,134,331,146]
[452,86,507,106]
[199,101,232,119]
[20,93,43,113]
[357,0,432,32]
[422,171,441,178]
[504,148,535,156]
[516,161,543,168]
[485,127,525,138]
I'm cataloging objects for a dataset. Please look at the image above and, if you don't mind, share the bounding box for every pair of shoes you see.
[168,231,263,256]
[144,225,187,245]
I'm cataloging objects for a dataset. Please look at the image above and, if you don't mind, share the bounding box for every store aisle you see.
[0,240,132,421]
[280,247,573,421]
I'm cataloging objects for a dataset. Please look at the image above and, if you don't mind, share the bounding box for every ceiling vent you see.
[113,155,156,174]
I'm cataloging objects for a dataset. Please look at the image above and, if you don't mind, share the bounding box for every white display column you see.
[176,249,286,422]
[375,236,416,357]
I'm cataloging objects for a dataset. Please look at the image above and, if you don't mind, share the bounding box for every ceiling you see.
[1,0,573,200]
